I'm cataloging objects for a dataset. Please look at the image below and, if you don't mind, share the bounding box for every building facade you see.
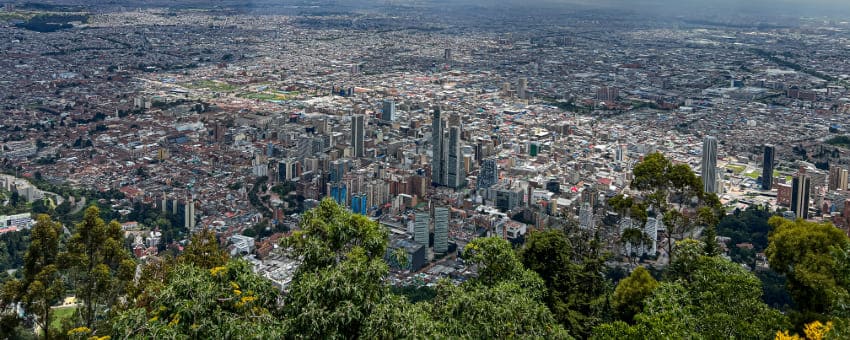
[701,136,718,194]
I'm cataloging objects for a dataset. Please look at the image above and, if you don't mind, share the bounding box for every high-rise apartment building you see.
[579,202,594,230]
[447,126,465,189]
[431,108,446,186]
[829,166,849,191]
[792,168,811,219]
[414,211,430,247]
[517,77,527,100]
[381,99,395,122]
[596,86,619,101]
[351,114,365,158]
[477,158,498,190]
[701,136,718,194]
[434,207,449,253]
[762,144,775,190]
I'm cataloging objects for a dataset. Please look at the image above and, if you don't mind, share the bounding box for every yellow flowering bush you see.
[209,266,227,277]
[774,320,833,340]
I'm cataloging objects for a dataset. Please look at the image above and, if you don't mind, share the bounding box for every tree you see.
[283,198,387,273]
[518,230,608,338]
[431,279,572,339]
[110,260,286,339]
[612,266,658,324]
[180,229,227,269]
[281,199,390,338]
[620,228,650,264]
[361,294,436,338]
[698,207,721,256]
[3,215,64,339]
[30,198,52,215]
[595,240,789,339]
[717,205,773,259]
[444,237,572,338]
[625,152,720,262]
[765,217,850,321]
[682,255,788,339]
[283,248,389,339]
[62,206,136,331]
[465,236,532,287]
[668,238,707,280]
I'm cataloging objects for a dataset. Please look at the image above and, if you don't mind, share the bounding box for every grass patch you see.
[50,305,76,331]
[826,135,850,148]
[745,171,760,179]
[726,164,746,174]
[238,91,297,101]
[0,12,32,21]
[182,80,238,92]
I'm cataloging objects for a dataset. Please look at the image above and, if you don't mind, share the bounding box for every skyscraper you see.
[579,202,594,230]
[184,200,196,230]
[477,158,498,190]
[615,143,626,163]
[414,211,430,246]
[792,168,811,220]
[762,144,775,190]
[596,86,619,101]
[517,77,528,100]
[434,207,449,254]
[829,166,849,191]
[431,108,446,186]
[351,114,364,158]
[381,99,395,122]
[447,125,465,189]
[701,136,718,194]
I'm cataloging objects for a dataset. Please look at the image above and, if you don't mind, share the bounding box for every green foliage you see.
[0,188,29,215]
[50,306,76,333]
[612,266,659,323]
[283,248,389,339]
[465,236,536,288]
[390,284,437,303]
[111,259,286,339]
[433,280,572,339]
[0,228,30,276]
[62,205,135,330]
[180,229,228,270]
[698,208,721,256]
[518,230,608,338]
[756,269,795,310]
[717,206,774,258]
[280,201,569,338]
[361,294,437,338]
[3,214,64,339]
[271,182,295,198]
[825,135,850,149]
[668,238,707,279]
[619,152,722,262]
[283,198,388,273]
[280,199,391,338]
[682,256,789,339]
[766,217,850,319]
[631,152,673,193]
[596,243,789,339]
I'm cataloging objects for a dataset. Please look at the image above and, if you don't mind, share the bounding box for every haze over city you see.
[0,0,849,338]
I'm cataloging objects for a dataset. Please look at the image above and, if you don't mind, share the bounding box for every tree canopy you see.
[518,229,607,338]
[594,238,789,339]
[766,217,850,325]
